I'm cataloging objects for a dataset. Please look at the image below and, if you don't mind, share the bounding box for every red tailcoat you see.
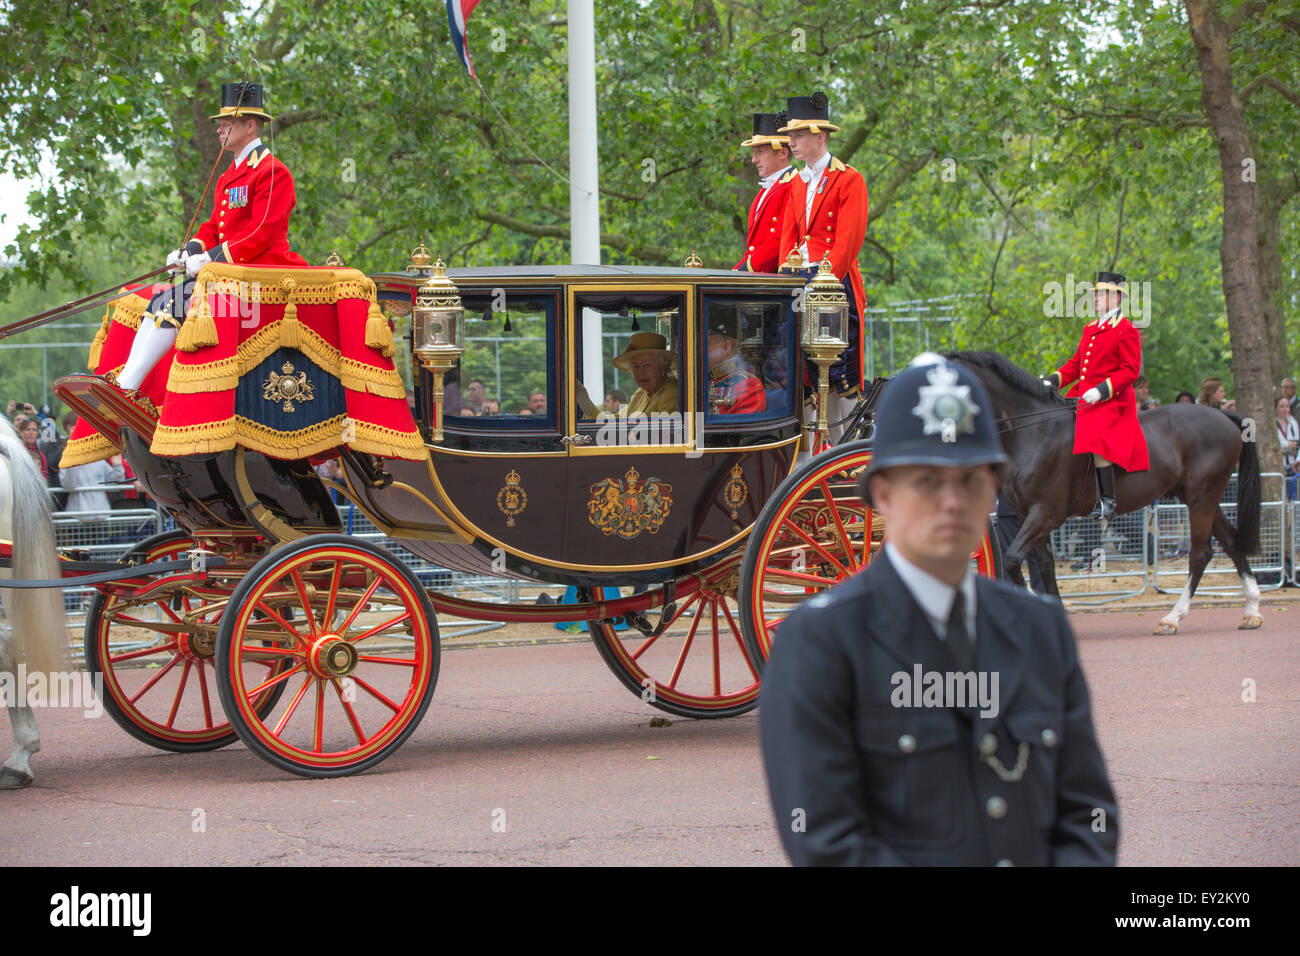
[191,144,307,267]
[735,168,795,272]
[779,157,869,380]
[1054,314,1150,472]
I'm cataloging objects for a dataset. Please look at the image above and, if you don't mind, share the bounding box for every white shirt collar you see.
[759,165,791,191]
[885,541,977,643]
[800,151,832,183]
[234,138,263,168]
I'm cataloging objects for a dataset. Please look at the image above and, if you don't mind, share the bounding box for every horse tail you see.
[1230,413,1261,555]
[0,419,68,681]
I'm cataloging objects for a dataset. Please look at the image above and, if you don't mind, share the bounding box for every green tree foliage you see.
[0,0,1294,411]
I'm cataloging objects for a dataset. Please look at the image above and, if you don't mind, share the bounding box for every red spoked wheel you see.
[738,440,1000,667]
[215,535,439,778]
[585,561,763,719]
[84,530,283,752]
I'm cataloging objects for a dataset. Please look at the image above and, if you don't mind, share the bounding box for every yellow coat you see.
[626,377,679,415]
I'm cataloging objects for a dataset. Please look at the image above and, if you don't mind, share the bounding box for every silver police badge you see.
[911,362,979,442]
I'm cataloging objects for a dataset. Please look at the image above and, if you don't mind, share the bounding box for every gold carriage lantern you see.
[411,250,465,443]
[800,258,850,445]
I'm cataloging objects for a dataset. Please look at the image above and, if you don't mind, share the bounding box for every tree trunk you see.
[1257,171,1298,385]
[1186,0,1282,478]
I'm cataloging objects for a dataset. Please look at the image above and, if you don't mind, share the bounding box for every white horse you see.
[0,417,68,789]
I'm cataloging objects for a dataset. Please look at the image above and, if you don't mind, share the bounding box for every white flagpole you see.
[568,0,601,265]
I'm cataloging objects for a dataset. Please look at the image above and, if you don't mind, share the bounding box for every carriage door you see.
[562,286,696,567]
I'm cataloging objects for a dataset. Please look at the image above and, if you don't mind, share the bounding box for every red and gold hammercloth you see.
[60,282,174,467]
[63,264,427,465]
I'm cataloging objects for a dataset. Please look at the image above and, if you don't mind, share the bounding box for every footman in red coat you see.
[1043,271,1150,521]
[734,111,795,274]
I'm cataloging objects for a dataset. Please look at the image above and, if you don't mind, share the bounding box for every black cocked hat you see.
[741,112,791,149]
[777,91,839,134]
[209,81,273,122]
[1093,271,1127,296]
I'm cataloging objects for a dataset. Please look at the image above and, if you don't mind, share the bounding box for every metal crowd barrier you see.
[1292,500,1300,587]
[1046,508,1150,605]
[1151,472,1287,594]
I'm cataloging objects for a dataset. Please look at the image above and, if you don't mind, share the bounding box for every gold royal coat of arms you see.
[587,466,673,539]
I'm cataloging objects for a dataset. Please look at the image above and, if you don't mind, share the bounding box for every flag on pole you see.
[446,0,483,79]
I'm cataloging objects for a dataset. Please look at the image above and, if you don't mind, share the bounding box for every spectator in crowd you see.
[1197,377,1226,408]
[39,411,78,488]
[465,379,487,414]
[14,416,48,479]
[1276,395,1299,482]
[1175,390,1195,404]
[8,400,38,424]
[528,390,547,415]
[1281,377,1299,419]
[60,455,126,516]
[1134,376,1159,411]
[481,398,500,416]
[516,407,534,416]
[603,389,628,414]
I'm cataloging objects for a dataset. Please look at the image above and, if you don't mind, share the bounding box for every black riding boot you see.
[1089,464,1117,521]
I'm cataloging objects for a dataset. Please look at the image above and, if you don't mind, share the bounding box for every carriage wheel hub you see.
[177,632,216,660]
[307,634,357,678]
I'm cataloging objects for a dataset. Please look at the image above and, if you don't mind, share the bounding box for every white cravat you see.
[755,165,792,217]
[233,138,263,168]
[884,542,977,644]
[798,152,832,261]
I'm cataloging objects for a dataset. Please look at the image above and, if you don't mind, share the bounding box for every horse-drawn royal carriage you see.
[27,248,1001,779]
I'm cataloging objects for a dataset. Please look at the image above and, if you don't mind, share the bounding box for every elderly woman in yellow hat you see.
[613,333,679,415]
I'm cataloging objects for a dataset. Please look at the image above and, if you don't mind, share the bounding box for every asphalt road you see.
[2,603,1296,866]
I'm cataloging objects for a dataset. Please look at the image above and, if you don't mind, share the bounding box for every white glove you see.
[165,248,186,273]
[1041,377,1055,389]
[185,250,212,278]
[1081,387,1101,404]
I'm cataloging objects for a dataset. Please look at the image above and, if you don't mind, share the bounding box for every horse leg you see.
[0,629,39,790]
[1155,502,1216,636]
[1210,508,1263,630]
[1004,506,1061,596]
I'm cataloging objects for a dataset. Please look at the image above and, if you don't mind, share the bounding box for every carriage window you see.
[701,296,796,421]
[445,292,555,424]
[573,291,687,444]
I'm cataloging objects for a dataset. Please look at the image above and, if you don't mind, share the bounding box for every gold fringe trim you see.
[149,414,426,462]
[338,358,407,398]
[59,432,119,468]
[176,289,220,352]
[202,266,377,306]
[88,306,111,370]
[167,355,241,393]
[365,301,396,358]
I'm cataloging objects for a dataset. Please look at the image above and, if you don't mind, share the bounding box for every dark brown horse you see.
[948,351,1262,634]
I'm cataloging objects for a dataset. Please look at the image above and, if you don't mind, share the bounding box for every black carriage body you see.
[356,265,809,585]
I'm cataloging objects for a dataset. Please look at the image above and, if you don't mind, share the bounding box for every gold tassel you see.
[280,299,303,350]
[365,302,395,358]
[176,280,219,352]
[88,306,111,370]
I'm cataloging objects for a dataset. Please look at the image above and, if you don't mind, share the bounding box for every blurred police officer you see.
[760,353,1118,866]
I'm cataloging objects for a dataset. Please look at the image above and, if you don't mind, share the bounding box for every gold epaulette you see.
[247,145,270,169]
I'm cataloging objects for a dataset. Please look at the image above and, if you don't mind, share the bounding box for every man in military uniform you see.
[735,112,795,273]
[613,333,679,416]
[760,354,1118,866]
[117,81,308,391]
[707,315,766,414]
[776,91,868,397]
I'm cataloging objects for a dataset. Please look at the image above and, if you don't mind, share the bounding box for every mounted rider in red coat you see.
[1043,271,1150,521]
[116,81,308,392]
[734,112,795,274]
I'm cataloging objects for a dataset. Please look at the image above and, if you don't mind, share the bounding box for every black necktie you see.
[946,590,974,672]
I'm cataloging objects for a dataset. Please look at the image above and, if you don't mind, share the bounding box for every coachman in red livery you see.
[734,112,795,274]
[1043,271,1150,521]
[116,81,307,392]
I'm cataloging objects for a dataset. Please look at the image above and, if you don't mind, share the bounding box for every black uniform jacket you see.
[760,552,1118,866]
